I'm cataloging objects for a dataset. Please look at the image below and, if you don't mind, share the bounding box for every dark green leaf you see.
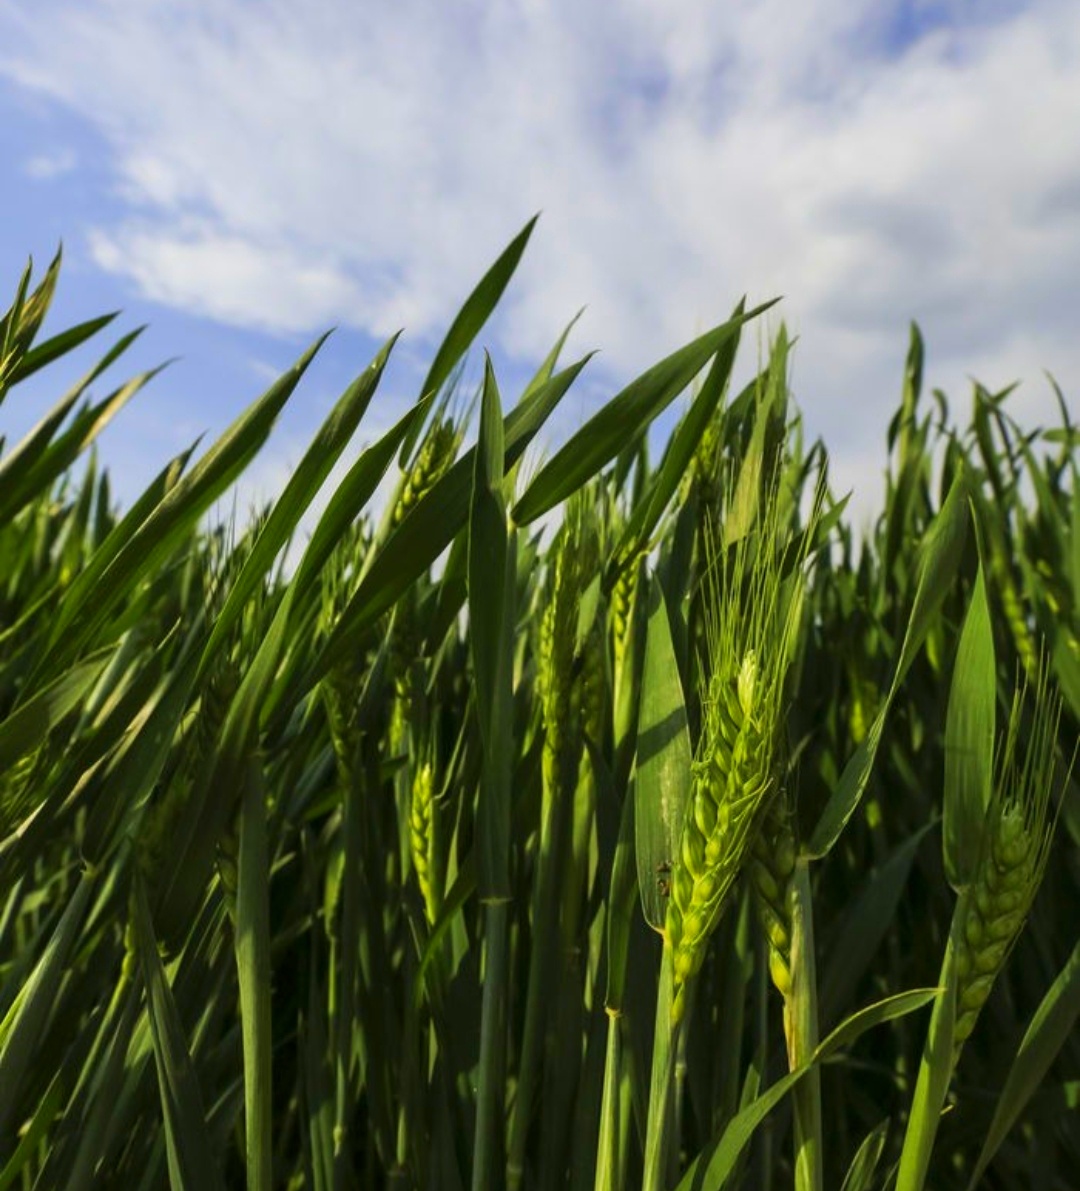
[469,357,513,898]
[131,874,227,1191]
[943,558,995,889]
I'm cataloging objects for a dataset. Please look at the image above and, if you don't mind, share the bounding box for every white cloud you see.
[23,147,76,179]
[1,0,1078,523]
[87,222,365,336]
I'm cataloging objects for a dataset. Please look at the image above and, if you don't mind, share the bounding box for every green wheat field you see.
[2,219,1078,1190]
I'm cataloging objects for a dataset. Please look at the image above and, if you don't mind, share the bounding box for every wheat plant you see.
[0,235,1078,1191]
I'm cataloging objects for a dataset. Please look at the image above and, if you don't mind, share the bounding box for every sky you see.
[1,0,1078,534]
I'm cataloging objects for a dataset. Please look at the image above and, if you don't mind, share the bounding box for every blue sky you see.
[1,0,1077,531]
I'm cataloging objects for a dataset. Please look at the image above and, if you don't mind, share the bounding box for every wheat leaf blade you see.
[634,576,692,934]
[512,299,778,526]
[967,936,1080,1189]
[131,874,227,1191]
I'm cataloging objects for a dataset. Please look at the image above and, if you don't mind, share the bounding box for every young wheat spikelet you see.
[120,917,138,986]
[610,551,640,692]
[576,619,606,749]
[749,795,798,999]
[409,758,439,924]
[388,599,422,754]
[667,649,773,1023]
[537,497,598,792]
[216,825,240,923]
[391,415,460,528]
[665,491,809,1024]
[323,662,362,779]
[678,409,723,513]
[993,557,1039,681]
[952,667,1063,1056]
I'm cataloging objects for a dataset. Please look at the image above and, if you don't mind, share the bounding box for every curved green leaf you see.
[307,357,589,691]
[839,1119,890,1191]
[967,937,1080,1190]
[204,332,398,665]
[677,989,938,1191]
[399,213,538,464]
[635,575,692,933]
[809,465,970,858]
[612,300,745,564]
[131,874,227,1191]
[0,869,95,1140]
[512,299,778,526]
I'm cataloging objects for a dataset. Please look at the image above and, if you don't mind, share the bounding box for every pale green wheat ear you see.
[665,487,810,1024]
[952,660,1066,1059]
[749,790,798,998]
[408,753,439,925]
[537,494,599,762]
[390,412,462,529]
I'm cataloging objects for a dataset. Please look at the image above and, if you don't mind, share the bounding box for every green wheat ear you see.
[952,660,1066,1059]
[391,414,462,528]
[750,792,798,998]
[665,486,811,1025]
[409,755,439,925]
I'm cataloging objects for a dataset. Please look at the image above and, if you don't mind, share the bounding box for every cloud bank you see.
[2,0,1078,523]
